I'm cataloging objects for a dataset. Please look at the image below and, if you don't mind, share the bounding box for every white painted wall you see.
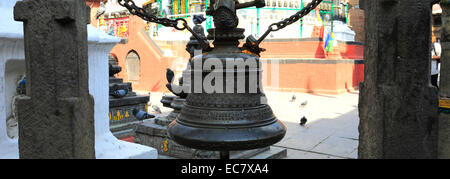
[0,39,23,159]
[0,0,157,159]
[326,20,356,42]
[88,26,157,159]
[0,0,24,159]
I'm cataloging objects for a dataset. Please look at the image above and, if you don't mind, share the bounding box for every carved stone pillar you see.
[14,0,95,159]
[358,0,438,159]
[439,0,450,158]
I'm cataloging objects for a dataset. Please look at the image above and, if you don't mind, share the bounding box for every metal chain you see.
[119,0,322,34]
[257,0,323,44]
[118,0,212,49]
[118,0,187,30]
[118,0,323,50]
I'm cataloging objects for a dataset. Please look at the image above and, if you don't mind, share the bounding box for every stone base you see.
[110,122,138,139]
[157,147,286,159]
[95,133,157,159]
[135,119,286,159]
[0,139,18,159]
[247,147,287,159]
[109,95,149,138]
[110,95,149,107]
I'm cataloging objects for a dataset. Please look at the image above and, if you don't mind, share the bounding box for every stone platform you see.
[109,95,149,138]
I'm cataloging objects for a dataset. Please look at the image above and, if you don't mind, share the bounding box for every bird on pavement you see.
[152,105,162,114]
[96,2,106,20]
[289,94,296,102]
[300,100,308,108]
[132,108,155,120]
[300,116,307,126]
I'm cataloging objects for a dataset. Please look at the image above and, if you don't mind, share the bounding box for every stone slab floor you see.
[139,91,360,159]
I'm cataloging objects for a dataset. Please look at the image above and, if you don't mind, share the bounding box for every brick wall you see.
[348,0,365,42]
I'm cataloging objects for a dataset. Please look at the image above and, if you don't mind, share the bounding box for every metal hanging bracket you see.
[241,0,324,56]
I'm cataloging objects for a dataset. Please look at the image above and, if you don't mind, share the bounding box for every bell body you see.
[168,33,286,151]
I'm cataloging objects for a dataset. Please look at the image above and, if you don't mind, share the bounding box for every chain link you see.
[255,0,323,44]
[118,0,186,30]
[241,0,323,56]
[269,0,323,32]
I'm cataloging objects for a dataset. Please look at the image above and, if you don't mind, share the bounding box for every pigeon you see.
[289,94,296,102]
[18,76,26,86]
[152,105,162,114]
[300,116,307,126]
[112,89,128,98]
[16,76,26,95]
[96,2,106,20]
[300,100,308,108]
[166,68,175,83]
[132,108,155,120]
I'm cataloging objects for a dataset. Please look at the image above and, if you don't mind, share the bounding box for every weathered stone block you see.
[358,0,438,159]
[14,0,95,159]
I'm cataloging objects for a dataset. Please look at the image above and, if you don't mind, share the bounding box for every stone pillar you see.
[87,26,157,159]
[439,0,450,158]
[14,0,95,158]
[358,0,439,159]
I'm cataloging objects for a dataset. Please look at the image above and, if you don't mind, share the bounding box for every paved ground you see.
[265,91,359,159]
[140,91,360,159]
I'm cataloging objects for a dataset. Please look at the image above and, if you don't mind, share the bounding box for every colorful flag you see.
[315,7,325,40]
[324,32,335,52]
[315,7,323,25]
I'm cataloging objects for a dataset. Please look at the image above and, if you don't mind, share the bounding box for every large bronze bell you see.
[168,0,286,152]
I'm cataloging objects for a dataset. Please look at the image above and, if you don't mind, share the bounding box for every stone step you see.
[248,147,287,159]
[230,147,270,159]
[109,77,123,83]
[109,95,149,107]
[157,147,285,159]
[109,83,132,93]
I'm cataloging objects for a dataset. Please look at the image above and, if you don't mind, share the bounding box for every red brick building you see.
[348,0,364,42]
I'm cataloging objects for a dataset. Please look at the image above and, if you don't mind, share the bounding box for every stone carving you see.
[14,0,95,158]
[186,15,208,58]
